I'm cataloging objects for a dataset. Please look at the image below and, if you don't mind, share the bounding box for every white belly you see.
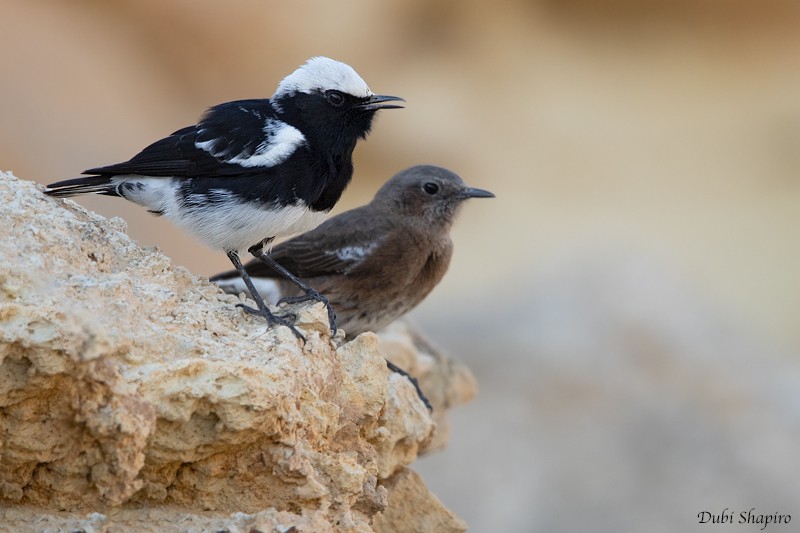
[176,199,328,253]
[111,176,328,252]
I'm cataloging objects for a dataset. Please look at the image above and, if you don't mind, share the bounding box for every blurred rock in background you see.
[2,1,799,531]
[416,252,800,532]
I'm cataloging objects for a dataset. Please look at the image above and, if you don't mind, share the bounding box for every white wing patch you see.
[195,120,305,168]
[274,57,372,100]
[330,241,380,263]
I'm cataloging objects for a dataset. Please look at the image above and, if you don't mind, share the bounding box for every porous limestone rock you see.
[0,171,473,532]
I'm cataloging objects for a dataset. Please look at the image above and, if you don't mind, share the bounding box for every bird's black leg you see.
[385,360,432,412]
[248,244,337,336]
[226,250,305,342]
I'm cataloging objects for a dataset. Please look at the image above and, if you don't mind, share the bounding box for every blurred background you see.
[2,1,800,531]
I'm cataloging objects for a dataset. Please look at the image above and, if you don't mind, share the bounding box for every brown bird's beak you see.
[460,186,495,199]
[359,94,405,110]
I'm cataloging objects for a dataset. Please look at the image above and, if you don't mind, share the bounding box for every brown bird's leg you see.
[226,250,305,342]
[248,244,337,336]
[385,360,432,412]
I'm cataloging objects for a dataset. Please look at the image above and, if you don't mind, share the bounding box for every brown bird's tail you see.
[208,267,241,282]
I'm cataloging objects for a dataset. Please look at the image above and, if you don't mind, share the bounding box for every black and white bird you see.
[44,57,403,339]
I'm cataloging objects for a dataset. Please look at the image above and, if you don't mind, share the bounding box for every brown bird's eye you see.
[326,90,345,108]
[423,182,439,195]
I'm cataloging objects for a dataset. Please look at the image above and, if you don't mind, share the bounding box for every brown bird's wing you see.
[269,206,400,278]
[210,204,394,281]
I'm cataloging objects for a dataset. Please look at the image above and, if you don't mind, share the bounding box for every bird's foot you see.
[277,290,337,336]
[386,360,432,412]
[236,303,305,342]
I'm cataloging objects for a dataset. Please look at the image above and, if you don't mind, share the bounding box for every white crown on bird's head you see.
[273,57,373,101]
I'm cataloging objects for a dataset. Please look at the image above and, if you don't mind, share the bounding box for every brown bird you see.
[210,164,494,339]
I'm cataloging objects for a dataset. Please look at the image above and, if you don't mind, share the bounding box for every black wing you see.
[84,99,298,178]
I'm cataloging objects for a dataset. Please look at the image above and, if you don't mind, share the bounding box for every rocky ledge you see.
[0,172,474,532]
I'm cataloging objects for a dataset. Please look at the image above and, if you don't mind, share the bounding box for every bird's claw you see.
[277,291,337,337]
[235,303,305,342]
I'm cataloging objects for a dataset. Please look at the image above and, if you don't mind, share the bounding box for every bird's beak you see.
[460,186,495,199]
[359,94,405,110]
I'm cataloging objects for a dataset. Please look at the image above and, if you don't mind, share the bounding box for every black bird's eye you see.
[423,182,440,195]
[326,90,345,108]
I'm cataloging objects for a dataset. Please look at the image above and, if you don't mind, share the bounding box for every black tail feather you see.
[44,176,119,198]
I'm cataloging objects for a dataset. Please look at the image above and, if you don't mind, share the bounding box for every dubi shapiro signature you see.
[698,509,791,530]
